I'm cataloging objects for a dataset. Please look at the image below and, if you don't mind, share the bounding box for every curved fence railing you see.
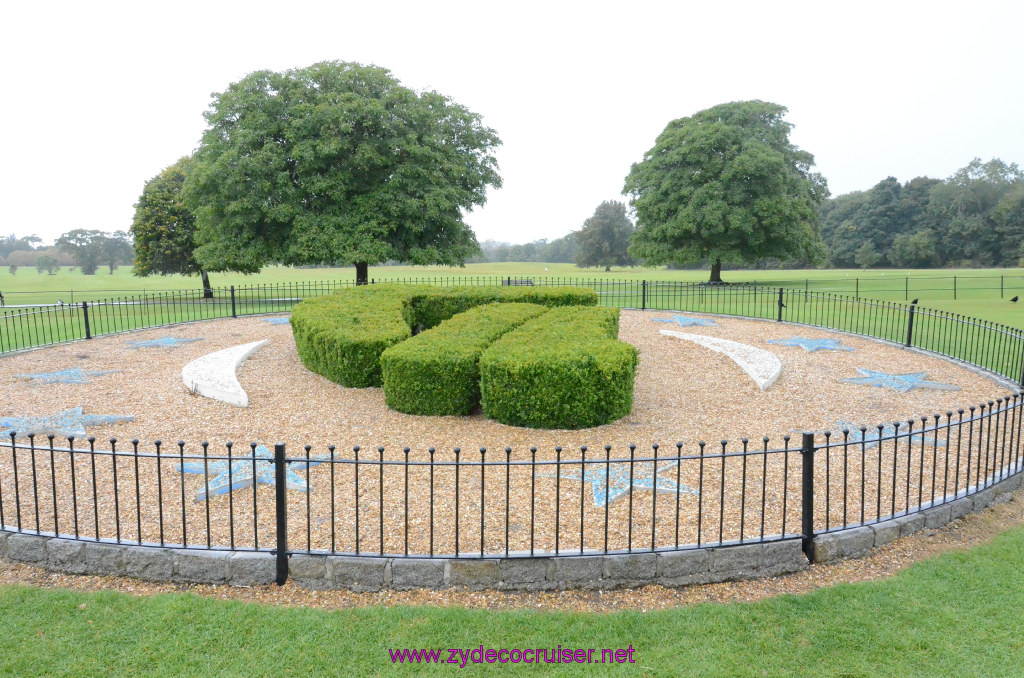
[0,279,1022,573]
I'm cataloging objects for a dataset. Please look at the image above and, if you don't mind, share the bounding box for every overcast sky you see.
[2,0,1021,247]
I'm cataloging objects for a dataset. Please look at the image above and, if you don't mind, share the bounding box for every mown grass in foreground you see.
[2,525,1024,677]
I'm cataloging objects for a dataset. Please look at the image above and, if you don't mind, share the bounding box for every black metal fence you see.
[3,279,1024,385]
[0,395,1020,567]
[0,279,1023,580]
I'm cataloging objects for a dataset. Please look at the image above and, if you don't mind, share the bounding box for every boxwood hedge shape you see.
[291,285,597,388]
[381,302,550,415]
[479,306,638,429]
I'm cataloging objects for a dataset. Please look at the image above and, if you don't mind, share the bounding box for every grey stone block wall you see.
[0,471,1019,589]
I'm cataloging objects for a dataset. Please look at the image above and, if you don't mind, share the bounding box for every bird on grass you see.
[910,298,919,305]
[1011,296,1019,303]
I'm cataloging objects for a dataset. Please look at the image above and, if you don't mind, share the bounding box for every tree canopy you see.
[574,200,634,271]
[623,100,829,281]
[131,156,212,295]
[56,229,132,275]
[818,158,1024,268]
[183,61,502,284]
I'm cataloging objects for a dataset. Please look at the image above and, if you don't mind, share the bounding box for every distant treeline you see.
[0,230,132,274]
[470,234,580,264]
[820,158,1023,268]
[473,158,1024,270]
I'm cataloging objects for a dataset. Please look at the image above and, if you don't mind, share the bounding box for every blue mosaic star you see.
[261,317,291,325]
[127,336,204,349]
[840,368,960,392]
[828,421,947,450]
[14,368,119,384]
[0,407,134,439]
[176,445,325,501]
[767,337,854,352]
[651,314,717,328]
[537,458,698,508]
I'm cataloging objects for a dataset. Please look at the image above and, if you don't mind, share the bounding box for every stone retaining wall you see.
[2,472,1020,589]
[811,473,1022,563]
[0,531,808,590]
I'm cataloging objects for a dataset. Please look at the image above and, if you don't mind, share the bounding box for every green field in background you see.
[2,264,1024,310]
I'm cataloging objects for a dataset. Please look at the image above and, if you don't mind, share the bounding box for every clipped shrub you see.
[407,286,597,330]
[292,284,597,388]
[381,303,549,415]
[291,285,416,387]
[479,306,638,429]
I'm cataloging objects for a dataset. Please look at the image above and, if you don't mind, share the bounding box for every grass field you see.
[3,264,1024,312]
[3,523,1024,676]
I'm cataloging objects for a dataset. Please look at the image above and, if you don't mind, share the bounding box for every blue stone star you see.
[828,421,947,450]
[537,457,697,508]
[767,337,854,352]
[261,317,291,325]
[651,314,716,328]
[840,368,960,392]
[176,445,325,501]
[14,368,119,384]
[0,407,134,439]
[127,336,204,349]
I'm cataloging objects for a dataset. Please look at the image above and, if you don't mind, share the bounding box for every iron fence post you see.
[801,432,816,560]
[641,280,647,310]
[230,286,236,318]
[953,275,957,300]
[905,302,916,347]
[273,442,288,585]
[81,301,91,339]
[777,288,784,322]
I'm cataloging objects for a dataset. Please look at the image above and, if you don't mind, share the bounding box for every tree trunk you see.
[355,262,369,286]
[709,259,722,283]
[605,265,610,272]
[201,270,213,299]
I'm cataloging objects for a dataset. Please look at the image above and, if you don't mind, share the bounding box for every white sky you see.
[2,0,1021,246]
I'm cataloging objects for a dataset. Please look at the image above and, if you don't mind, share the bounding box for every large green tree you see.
[574,200,634,271]
[624,100,829,281]
[183,61,502,284]
[57,229,129,275]
[131,157,212,297]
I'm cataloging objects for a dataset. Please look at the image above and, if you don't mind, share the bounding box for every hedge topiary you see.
[479,306,638,429]
[291,285,597,388]
[381,302,549,415]
[290,285,415,388]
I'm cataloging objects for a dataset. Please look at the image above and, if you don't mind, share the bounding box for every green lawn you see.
[3,524,1024,676]
[3,264,1024,310]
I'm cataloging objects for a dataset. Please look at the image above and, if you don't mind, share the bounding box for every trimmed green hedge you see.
[381,303,549,415]
[479,306,638,429]
[290,285,415,388]
[291,285,597,388]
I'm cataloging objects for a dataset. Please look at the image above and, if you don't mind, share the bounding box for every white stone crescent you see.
[660,330,782,392]
[181,340,268,407]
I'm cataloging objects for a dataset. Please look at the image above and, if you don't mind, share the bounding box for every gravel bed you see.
[0,311,1017,557]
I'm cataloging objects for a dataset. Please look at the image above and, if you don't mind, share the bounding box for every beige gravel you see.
[0,311,1019,556]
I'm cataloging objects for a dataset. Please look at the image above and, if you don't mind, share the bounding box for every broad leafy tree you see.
[36,255,59,275]
[928,158,1023,266]
[574,200,634,271]
[183,61,502,284]
[624,100,829,281]
[131,157,213,296]
[56,230,105,275]
[56,230,132,275]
